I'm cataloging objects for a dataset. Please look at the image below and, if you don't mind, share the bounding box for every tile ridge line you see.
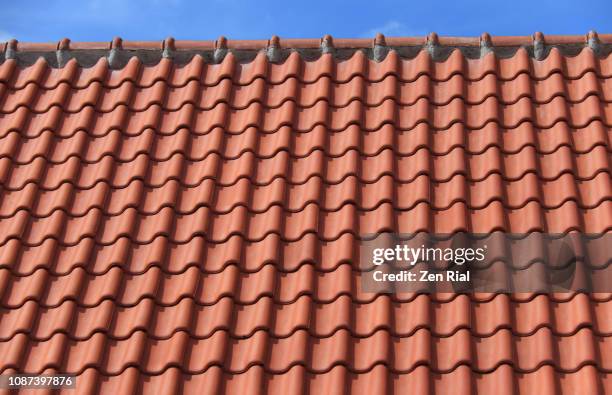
[3,32,612,52]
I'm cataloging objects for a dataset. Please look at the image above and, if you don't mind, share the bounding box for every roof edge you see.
[6,32,612,51]
[2,32,611,68]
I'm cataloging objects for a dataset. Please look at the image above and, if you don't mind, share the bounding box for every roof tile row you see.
[0,294,609,341]
[2,49,612,89]
[2,95,612,136]
[2,70,612,114]
[0,264,610,308]
[1,172,608,218]
[1,327,609,375]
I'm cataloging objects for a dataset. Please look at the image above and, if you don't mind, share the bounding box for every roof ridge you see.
[2,32,612,68]
[4,32,612,51]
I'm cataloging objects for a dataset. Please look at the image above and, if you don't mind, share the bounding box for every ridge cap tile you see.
[1,32,611,70]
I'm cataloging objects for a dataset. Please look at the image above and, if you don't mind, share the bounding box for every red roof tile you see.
[0,33,610,394]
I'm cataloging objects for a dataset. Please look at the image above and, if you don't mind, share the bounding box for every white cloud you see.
[362,20,424,38]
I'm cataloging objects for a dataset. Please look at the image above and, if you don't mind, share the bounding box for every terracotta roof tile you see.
[0,33,610,393]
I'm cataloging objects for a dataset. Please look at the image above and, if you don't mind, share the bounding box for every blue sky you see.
[1,0,610,42]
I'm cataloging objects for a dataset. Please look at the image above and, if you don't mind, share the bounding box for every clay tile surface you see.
[0,34,610,394]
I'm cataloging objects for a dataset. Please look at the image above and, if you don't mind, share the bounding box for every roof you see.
[0,32,610,394]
